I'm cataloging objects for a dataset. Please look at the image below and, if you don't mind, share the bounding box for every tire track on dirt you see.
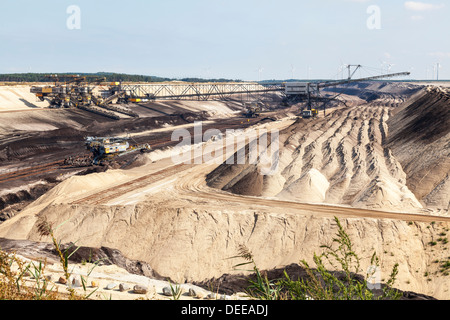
[172,161,450,223]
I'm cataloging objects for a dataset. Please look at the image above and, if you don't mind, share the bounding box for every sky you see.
[0,0,449,81]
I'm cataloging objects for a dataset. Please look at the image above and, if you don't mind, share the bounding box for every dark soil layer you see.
[0,238,437,300]
[0,112,210,164]
[387,88,450,144]
[0,238,165,280]
[0,110,212,220]
[386,87,450,206]
[193,264,437,300]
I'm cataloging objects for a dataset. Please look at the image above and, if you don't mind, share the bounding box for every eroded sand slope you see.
[1,82,449,299]
[386,86,450,211]
[208,105,419,212]
[1,197,449,299]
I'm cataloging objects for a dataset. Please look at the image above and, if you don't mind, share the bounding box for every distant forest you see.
[0,72,242,83]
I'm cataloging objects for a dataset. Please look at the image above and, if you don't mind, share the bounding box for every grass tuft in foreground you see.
[231,216,402,300]
[0,217,101,300]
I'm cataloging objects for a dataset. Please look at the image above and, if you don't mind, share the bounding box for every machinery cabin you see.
[85,136,130,164]
[302,109,318,119]
[84,136,151,165]
[243,101,264,118]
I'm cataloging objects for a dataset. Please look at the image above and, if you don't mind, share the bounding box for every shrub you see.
[0,217,101,300]
[232,217,401,300]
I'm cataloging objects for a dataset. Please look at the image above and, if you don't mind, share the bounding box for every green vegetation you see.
[0,217,100,300]
[0,249,59,300]
[232,217,402,300]
[168,281,183,300]
[437,258,450,276]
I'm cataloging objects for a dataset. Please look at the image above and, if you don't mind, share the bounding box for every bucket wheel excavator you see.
[64,136,151,167]
[283,66,410,118]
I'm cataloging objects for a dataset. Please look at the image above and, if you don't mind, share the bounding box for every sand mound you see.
[1,83,450,300]
[277,168,330,203]
[0,85,50,111]
[386,86,450,211]
[206,88,446,213]
[1,198,449,299]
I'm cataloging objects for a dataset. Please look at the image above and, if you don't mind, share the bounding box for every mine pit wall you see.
[386,87,450,211]
[0,85,50,111]
[15,201,450,299]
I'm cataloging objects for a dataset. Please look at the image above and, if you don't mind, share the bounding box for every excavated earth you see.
[0,93,288,221]
[206,85,449,215]
[0,82,450,300]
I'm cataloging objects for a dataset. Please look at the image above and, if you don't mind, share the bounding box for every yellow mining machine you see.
[30,75,105,108]
[85,136,151,165]
[301,108,318,119]
[30,76,141,119]
[64,136,151,166]
[284,67,411,119]
[243,101,264,118]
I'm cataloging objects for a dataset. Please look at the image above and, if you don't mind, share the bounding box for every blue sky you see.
[0,0,449,80]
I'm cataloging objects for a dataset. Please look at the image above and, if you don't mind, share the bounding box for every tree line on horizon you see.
[0,72,242,83]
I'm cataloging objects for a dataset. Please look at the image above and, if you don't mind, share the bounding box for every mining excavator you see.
[30,76,144,120]
[301,108,318,119]
[284,68,411,118]
[30,75,104,108]
[243,101,265,118]
[64,136,151,166]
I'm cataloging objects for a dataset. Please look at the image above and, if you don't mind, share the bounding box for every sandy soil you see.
[3,234,252,301]
[207,97,444,215]
[0,85,50,111]
[386,86,450,211]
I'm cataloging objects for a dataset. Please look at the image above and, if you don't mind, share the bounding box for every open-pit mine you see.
[0,79,449,300]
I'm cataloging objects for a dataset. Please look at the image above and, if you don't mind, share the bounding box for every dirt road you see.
[1,84,449,299]
[64,110,449,223]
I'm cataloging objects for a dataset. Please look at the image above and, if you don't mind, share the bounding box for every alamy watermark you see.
[67,5,81,30]
[170,122,280,176]
[64,5,380,31]
[366,264,382,290]
[367,5,381,30]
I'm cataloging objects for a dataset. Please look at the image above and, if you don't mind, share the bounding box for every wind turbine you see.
[257,66,264,82]
[338,61,347,80]
[380,60,394,74]
[290,64,295,80]
[203,67,212,80]
[436,62,442,80]
[306,66,312,80]
[387,63,394,72]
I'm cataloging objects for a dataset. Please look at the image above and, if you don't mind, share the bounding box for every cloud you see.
[429,52,450,59]
[404,1,445,11]
[410,15,425,20]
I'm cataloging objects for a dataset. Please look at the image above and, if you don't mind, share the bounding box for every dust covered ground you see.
[207,84,449,215]
[1,82,450,300]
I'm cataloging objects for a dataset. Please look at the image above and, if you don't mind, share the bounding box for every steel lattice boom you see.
[119,82,284,101]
